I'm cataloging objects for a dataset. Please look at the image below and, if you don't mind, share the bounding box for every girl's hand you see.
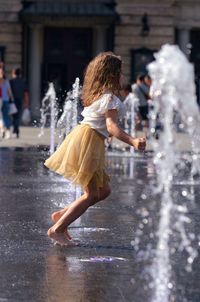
[132,137,146,151]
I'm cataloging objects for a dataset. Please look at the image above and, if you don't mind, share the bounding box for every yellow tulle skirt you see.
[44,124,110,189]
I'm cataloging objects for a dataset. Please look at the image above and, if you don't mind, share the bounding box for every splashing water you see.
[39,78,80,154]
[147,44,200,302]
[124,92,140,155]
[39,79,82,198]
[56,78,82,199]
[39,83,57,154]
[57,78,80,140]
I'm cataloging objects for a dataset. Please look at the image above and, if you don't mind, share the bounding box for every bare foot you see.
[64,229,72,240]
[51,208,68,223]
[47,227,71,246]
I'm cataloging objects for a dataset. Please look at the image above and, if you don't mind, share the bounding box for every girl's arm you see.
[105,109,146,151]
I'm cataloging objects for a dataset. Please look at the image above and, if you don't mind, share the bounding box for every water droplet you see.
[157,152,163,159]
[168,282,173,289]
[186,265,192,273]
[158,244,165,250]
[130,278,135,285]
[148,282,154,289]
[141,194,147,200]
[182,190,188,197]
[176,205,187,213]
[138,207,149,218]
[131,238,140,246]
[192,154,198,161]
[187,116,193,123]
[154,90,162,97]
[187,257,193,264]
[160,78,166,84]
[188,233,195,240]
[170,247,176,254]
[179,123,184,129]
[143,218,148,224]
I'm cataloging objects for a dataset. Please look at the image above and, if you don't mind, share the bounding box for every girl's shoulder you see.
[99,92,121,105]
[94,92,123,114]
[82,92,123,115]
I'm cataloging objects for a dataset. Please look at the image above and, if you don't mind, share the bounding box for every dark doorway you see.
[43,27,93,95]
[131,48,155,82]
[0,46,5,62]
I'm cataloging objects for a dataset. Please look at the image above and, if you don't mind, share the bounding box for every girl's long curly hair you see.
[82,52,122,107]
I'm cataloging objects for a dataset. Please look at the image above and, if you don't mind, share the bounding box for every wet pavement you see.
[0,148,200,302]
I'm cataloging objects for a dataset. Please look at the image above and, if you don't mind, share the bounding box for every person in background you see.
[122,83,140,136]
[0,67,14,139]
[0,62,4,137]
[10,68,29,138]
[144,74,152,88]
[0,85,3,138]
[132,73,151,137]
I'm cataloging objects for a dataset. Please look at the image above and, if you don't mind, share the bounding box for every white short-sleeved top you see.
[80,92,124,138]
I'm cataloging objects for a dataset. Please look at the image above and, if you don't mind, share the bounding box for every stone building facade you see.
[0,0,200,119]
[115,0,200,83]
[0,0,22,74]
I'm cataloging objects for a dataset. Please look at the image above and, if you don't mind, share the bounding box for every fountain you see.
[56,77,81,199]
[39,78,81,199]
[147,44,200,302]
[39,83,57,154]
[124,92,140,156]
[57,78,80,143]
[39,78,80,154]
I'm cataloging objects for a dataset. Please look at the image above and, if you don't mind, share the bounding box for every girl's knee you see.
[85,191,100,206]
[99,185,111,201]
[85,185,111,206]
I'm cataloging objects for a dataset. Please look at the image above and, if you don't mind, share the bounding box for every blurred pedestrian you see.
[132,73,151,137]
[10,68,29,138]
[144,74,152,88]
[122,83,140,135]
[0,85,3,138]
[0,67,14,139]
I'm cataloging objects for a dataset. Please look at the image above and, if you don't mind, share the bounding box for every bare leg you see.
[51,183,111,223]
[47,182,111,246]
[51,206,69,223]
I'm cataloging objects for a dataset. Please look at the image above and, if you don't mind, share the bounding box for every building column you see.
[29,25,43,121]
[93,26,107,56]
[178,27,191,58]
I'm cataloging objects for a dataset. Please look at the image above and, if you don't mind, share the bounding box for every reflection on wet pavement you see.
[0,148,199,302]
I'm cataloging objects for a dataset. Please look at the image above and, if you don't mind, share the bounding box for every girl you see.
[44,52,146,246]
